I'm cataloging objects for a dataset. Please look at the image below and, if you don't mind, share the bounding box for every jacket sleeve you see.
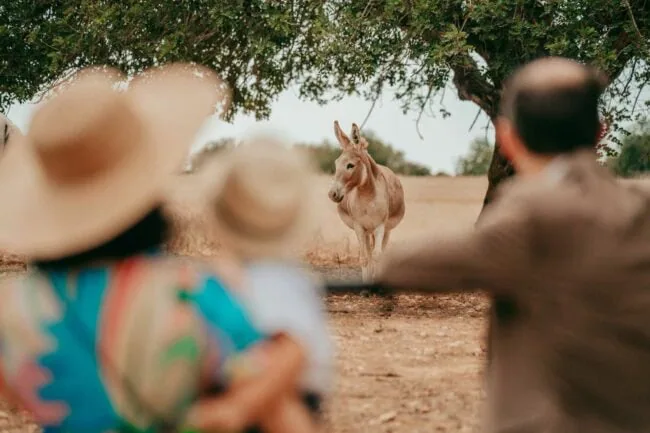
[377,198,534,294]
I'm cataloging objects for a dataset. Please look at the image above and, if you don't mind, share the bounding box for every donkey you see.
[328,121,405,281]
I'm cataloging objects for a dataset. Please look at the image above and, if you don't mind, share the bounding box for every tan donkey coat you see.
[328,121,405,281]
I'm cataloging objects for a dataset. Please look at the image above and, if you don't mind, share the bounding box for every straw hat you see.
[0,64,224,260]
[202,137,318,260]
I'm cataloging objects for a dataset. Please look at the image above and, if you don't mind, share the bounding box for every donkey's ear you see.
[334,120,351,148]
[351,123,368,149]
[359,137,369,149]
[351,123,361,144]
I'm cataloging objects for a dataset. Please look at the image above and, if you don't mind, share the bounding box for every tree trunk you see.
[477,120,515,220]
[476,119,516,370]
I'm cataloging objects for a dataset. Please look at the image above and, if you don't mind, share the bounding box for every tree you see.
[2,1,650,210]
[608,120,650,177]
[0,1,328,120]
[297,130,431,176]
[456,138,494,176]
[185,132,430,175]
[295,1,650,209]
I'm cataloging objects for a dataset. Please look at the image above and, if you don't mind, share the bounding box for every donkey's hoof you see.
[373,287,395,298]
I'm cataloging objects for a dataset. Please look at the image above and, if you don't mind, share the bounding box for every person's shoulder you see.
[479,177,541,226]
[246,261,325,295]
[138,255,234,297]
[248,260,320,280]
[495,171,594,214]
[480,174,598,246]
[620,177,650,197]
[1,269,54,292]
[145,254,214,276]
[495,174,564,204]
[0,272,26,300]
[0,270,58,327]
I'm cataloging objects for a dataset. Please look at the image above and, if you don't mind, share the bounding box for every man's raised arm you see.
[376,198,534,294]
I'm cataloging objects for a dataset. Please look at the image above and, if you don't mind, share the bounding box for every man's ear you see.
[597,119,608,143]
[495,117,517,161]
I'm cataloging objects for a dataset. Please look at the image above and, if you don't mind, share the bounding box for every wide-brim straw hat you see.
[0,64,224,260]
[199,136,320,260]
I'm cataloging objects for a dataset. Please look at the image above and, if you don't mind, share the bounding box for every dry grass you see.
[165,174,488,267]
[0,173,488,271]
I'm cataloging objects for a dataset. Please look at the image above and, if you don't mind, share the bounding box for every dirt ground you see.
[325,292,488,433]
[0,175,491,433]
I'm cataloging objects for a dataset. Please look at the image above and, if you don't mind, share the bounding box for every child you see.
[199,137,334,428]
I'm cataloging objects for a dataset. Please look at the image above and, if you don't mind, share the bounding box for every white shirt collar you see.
[542,156,570,184]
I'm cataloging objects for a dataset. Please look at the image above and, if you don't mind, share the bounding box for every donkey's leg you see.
[376,227,396,300]
[382,229,391,250]
[361,239,372,282]
[372,224,385,258]
[366,232,375,254]
[366,224,385,280]
[366,232,376,280]
[354,225,370,281]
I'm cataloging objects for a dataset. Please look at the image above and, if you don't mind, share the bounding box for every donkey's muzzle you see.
[328,190,344,203]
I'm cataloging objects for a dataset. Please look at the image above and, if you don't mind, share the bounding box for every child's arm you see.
[259,393,319,433]
[184,332,306,432]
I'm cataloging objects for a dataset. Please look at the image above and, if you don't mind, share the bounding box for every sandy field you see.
[0,174,491,433]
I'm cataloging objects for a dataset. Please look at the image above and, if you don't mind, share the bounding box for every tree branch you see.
[632,76,650,113]
[415,84,434,140]
[450,54,497,115]
[604,30,634,81]
[623,0,649,55]
[359,90,380,130]
[468,106,482,132]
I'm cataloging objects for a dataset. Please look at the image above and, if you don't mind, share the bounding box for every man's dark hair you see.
[500,59,608,154]
[34,206,170,270]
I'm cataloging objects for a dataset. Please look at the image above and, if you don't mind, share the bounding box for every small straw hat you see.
[0,64,224,260]
[201,136,319,260]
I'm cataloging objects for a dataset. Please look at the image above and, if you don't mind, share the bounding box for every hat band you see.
[214,198,297,241]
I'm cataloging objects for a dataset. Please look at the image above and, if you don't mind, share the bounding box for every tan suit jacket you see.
[378,150,650,433]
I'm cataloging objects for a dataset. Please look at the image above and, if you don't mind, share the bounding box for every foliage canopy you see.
[187,132,431,176]
[2,0,650,203]
[296,130,431,176]
[456,138,493,176]
[608,120,650,177]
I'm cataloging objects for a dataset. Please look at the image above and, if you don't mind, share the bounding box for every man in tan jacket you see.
[377,57,650,433]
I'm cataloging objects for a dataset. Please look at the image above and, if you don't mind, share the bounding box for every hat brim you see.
[195,153,320,261]
[210,201,315,260]
[0,65,222,260]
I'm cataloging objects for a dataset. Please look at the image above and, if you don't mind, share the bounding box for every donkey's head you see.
[328,120,370,203]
